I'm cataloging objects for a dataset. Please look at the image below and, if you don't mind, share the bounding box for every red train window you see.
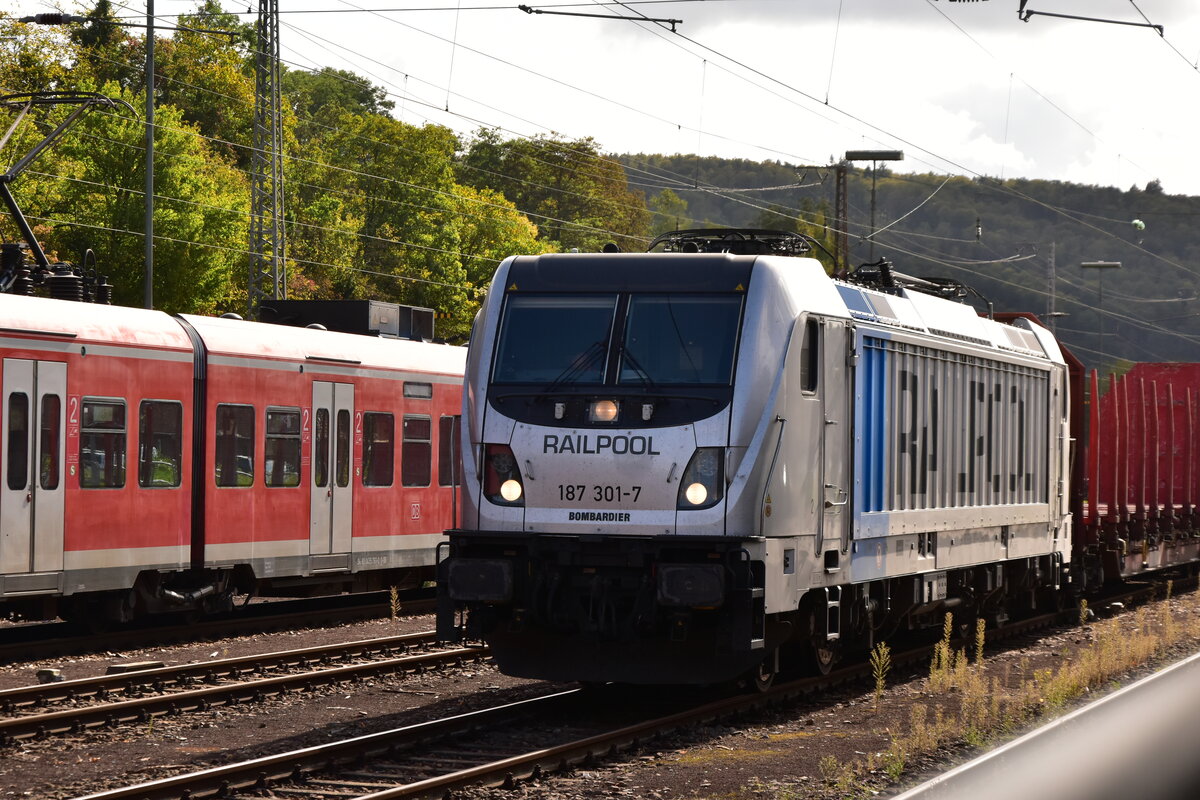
[81,398,126,489]
[314,408,329,488]
[7,393,28,491]
[362,412,394,487]
[402,415,431,487]
[265,408,301,488]
[438,415,461,487]
[39,395,60,491]
[215,404,254,487]
[335,410,351,488]
[138,400,182,488]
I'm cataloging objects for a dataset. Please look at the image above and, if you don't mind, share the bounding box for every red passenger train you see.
[0,294,465,622]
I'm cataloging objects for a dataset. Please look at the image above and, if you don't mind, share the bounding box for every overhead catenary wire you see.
[19,212,479,292]
[4,3,1195,352]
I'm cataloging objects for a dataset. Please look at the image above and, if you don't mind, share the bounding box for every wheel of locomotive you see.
[812,640,841,676]
[750,651,779,693]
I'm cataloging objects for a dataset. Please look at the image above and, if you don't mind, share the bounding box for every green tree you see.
[1,13,79,93]
[459,130,650,252]
[39,84,246,312]
[284,67,394,120]
[648,188,690,237]
[290,112,475,336]
[154,1,255,167]
[66,0,141,91]
[450,183,545,287]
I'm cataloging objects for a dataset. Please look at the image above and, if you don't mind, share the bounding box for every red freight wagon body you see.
[1085,363,1200,581]
[1,295,465,622]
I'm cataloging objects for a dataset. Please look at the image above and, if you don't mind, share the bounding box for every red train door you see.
[309,381,354,557]
[1,358,66,576]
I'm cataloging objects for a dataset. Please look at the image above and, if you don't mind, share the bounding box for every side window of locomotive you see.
[39,394,60,491]
[335,409,351,488]
[138,400,182,488]
[800,318,819,393]
[6,392,28,490]
[80,398,126,488]
[438,415,462,487]
[265,408,301,487]
[362,412,394,487]
[402,415,432,487]
[214,404,254,487]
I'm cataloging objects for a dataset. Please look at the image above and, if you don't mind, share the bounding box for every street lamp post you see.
[1081,260,1121,358]
[845,149,904,261]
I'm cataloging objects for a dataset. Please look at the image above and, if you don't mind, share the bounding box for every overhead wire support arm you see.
[517,4,681,31]
[17,13,235,38]
[1017,2,1163,36]
[0,93,135,274]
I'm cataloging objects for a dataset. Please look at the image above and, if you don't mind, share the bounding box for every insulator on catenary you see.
[94,276,113,304]
[47,266,84,302]
[12,268,34,296]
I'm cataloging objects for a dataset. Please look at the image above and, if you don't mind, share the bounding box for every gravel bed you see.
[1,597,1197,799]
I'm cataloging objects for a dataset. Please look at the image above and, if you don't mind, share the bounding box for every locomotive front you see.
[437,251,797,684]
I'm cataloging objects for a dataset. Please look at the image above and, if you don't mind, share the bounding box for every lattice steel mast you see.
[248,0,285,316]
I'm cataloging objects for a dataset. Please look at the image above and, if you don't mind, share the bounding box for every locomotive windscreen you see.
[619,295,742,385]
[491,292,744,387]
[493,294,617,385]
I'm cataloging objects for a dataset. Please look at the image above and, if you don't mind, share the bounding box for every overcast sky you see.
[9,1,1200,195]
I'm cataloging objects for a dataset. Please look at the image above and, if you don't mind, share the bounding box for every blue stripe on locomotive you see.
[854,332,890,539]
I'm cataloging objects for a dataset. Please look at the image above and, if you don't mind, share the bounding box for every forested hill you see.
[1,4,1195,368]
[620,153,1200,371]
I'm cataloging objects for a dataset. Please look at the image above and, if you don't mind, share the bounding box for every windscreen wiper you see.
[617,342,658,389]
[544,340,607,392]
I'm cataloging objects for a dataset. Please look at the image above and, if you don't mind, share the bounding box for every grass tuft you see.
[870,641,892,713]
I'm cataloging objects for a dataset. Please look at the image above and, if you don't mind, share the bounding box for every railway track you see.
[71,599,1102,800]
[0,631,485,745]
[0,591,432,665]
[24,578,1180,799]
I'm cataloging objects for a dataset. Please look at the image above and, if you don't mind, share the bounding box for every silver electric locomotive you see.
[438,230,1071,686]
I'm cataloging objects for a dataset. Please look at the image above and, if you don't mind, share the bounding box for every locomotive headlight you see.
[588,399,620,423]
[677,447,724,509]
[483,444,525,506]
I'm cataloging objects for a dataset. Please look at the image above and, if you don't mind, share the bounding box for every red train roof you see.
[0,294,192,351]
[179,313,466,378]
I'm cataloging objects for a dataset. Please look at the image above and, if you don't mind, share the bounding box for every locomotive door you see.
[309,382,355,557]
[820,321,852,554]
[1,359,66,575]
